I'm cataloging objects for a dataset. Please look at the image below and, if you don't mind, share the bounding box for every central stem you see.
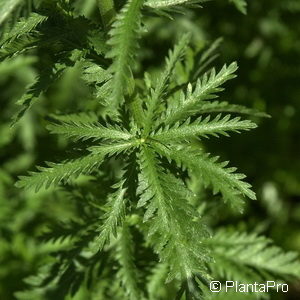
[98,0,116,28]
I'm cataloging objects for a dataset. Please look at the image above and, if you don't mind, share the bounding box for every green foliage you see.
[106,0,144,112]
[154,114,257,141]
[205,228,300,281]
[47,113,132,142]
[145,0,204,9]
[0,0,23,25]
[162,62,238,125]
[1,12,47,44]
[1,0,300,299]
[92,179,127,251]
[144,34,190,133]
[138,147,209,282]
[16,142,133,192]
[229,0,247,14]
[116,224,144,300]
[153,144,256,210]
[12,62,67,124]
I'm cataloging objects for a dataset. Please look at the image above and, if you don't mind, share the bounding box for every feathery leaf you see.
[153,114,257,142]
[116,224,144,300]
[106,0,144,111]
[47,113,133,142]
[12,63,67,125]
[138,147,210,281]
[152,144,256,210]
[205,228,300,281]
[90,179,127,252]
[144,34,190,134]
[1,12,47,45]
[162,62,238,125]
[194,101,270,118]
[16,142,133,192]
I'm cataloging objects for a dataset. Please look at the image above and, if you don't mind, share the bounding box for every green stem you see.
[98,0,116,28]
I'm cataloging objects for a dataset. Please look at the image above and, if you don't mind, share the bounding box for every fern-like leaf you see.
[153,114,257,142]
[90,179,127,252]
[16,142,133,192]
[153,144,256,210]
[47,113,133,142]
[194,100,270,118]
[147,263,168,300]
[205,228,300,281]
[0,32,39,60]
[12,63,67,125]
[41,220,87,243]
[106,0,144,111]
[1,12,47,45]
[144,34,190,134]
[116,224,144,300]
[80,61,111,85]
[138,147,209,281]
[162,62,238,125]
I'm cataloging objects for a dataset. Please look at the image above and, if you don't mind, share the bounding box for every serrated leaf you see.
[105,0,144,111]
[16,142,133,192]
[153,114,257,142]
[162,62,238,125]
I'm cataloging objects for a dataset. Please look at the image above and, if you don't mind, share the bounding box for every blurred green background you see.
[0,0,299,299]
